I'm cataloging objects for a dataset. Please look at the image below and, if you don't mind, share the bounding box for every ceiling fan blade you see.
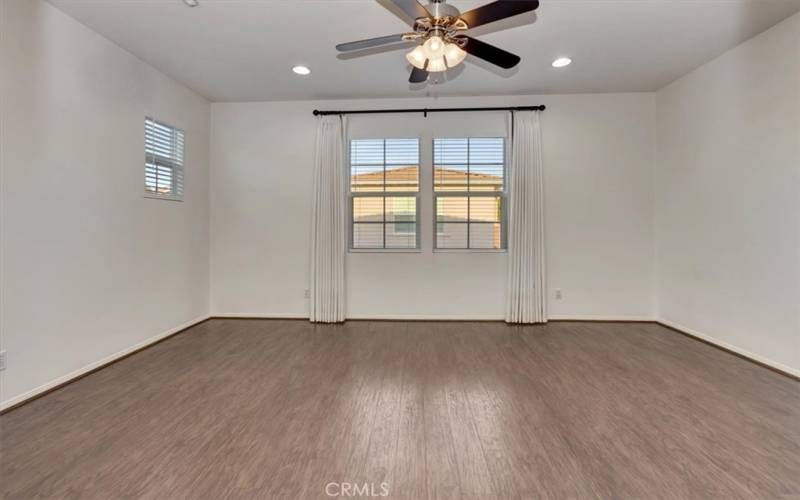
[460,0,539,29]
[336,34,409,52]
[409,66,428,83]
[463,36,520,69]
[385,0,431,24]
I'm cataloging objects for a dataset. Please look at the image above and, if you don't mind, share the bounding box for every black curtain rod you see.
[312,105,544,117]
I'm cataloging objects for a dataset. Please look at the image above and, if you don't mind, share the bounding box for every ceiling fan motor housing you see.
[425,0,461,20]
[414,1,468,43]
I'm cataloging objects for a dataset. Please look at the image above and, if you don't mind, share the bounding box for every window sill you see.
[433,248,507,254]
[348,248,422,254]
[144,193,184,202]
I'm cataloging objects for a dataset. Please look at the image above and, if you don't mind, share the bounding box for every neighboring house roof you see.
[352,165,501,186]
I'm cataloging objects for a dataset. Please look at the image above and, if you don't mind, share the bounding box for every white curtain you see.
[309,115,346,323]
[506,111,547,324]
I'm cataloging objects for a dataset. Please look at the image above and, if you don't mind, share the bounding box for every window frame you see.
[432,137,508,252]
[348,138,422,252]
[144,116,185,202]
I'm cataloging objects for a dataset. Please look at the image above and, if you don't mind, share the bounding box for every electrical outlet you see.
[555,289,563,300]
[304,289,311,298]
[0,350,6,371]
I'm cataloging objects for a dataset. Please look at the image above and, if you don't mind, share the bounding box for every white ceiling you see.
[48,0,800,102]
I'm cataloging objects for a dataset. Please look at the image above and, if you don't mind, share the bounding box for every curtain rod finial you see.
[312,110,320,116]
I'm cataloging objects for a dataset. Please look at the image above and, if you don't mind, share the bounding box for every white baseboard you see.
[657,318,800,379]
[0,314,210,412]
[211,313,654,322]
[213,313,504,321]
[548,315,655,322]
[346,314,505,321]
[211,312,309,319]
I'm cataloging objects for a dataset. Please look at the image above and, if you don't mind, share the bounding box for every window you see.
[350,138,420,250]
[434,138,506,250]
[145,117,184,200]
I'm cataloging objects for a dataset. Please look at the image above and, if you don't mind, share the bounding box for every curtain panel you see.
[506,111,547,324]
[309,115,347,323]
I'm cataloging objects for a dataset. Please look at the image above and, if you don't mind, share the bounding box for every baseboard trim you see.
[0,315,211,414]
[346,314,506,321]
[548,315,655,322]
[211,313,309,320]
[656,319,799,381]
[212,314,505,322]
[211,313,654,322]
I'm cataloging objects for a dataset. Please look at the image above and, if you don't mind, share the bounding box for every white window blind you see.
[145,117,184,200]
[349,138,420,250]
[434,138,506,250]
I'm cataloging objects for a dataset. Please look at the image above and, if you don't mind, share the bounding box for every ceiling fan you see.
[335,0,539,83]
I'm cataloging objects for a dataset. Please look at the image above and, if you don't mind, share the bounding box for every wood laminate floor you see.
[1,320,799,499]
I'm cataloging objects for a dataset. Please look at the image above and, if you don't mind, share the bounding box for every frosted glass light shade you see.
[427,56,447,72]
[405,45,427,69]
[422,36,445,60]
[407,37,467,73]
[443,43,466,67]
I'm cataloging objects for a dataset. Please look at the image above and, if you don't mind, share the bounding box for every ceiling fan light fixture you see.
[427,57,447,73]
[422,35,446,59]
[443,43,466,67]
[406,46,427,70]
[335,0,540,84]
[292,65,312,75]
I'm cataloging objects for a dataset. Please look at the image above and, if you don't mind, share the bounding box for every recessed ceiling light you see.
[292,65,312,76]
[183,0,199,6]
[552,57,572,68]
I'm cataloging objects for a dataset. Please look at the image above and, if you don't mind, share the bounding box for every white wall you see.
[0,0,211,408]
[210,93,656,320]
[655,13,800,375]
